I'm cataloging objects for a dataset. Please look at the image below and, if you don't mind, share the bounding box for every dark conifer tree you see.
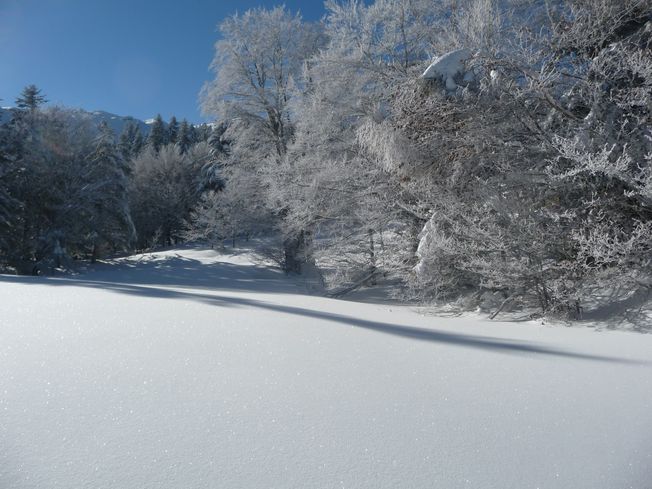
[132,130,145,157]
[147,114,166,153]
[195,124,213,143]
[188,123,199,146]
[177,119,192,154]
[15,85,48,112]
[118,121,142,161]
[85,122,134,259]
[0,123,19,258]
[167,116,179,145]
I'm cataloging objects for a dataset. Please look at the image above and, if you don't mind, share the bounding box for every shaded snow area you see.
[1,247,652,489]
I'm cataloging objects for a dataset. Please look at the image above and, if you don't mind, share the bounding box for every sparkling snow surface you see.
[1,248,651,488]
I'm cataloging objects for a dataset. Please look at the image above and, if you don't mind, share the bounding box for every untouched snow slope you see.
[1,247,651,489]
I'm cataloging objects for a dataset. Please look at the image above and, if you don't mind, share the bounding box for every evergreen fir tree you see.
[15,85,48,112]
[195,124,213,142]
[0,110,32,267]
[132,130,144,157]
[188,123,198,146]
[0,124,18,256]
[167,116,179,145]
[177,119,192,154]
[118,121,142,161]
[147,114,166,153]
[85,122,134,259]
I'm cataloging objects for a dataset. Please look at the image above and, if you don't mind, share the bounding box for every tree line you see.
[0,85,228,273]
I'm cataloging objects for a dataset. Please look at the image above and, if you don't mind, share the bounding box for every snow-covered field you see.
[1,247,651,489]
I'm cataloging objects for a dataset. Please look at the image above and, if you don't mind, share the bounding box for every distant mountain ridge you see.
[83,109,152,136]
[0,106,153,136]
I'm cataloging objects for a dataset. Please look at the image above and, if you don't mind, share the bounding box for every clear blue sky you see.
[0,0,326,123]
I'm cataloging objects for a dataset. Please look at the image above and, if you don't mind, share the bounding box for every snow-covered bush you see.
[406,0,652,316]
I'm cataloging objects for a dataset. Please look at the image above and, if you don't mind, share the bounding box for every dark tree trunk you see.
[283,230,310,274]
[91,242,98,264]
[367,229,377,286]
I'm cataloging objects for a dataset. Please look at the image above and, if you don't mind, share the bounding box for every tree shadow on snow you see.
[0,262,644,365]
[84,252,301,295]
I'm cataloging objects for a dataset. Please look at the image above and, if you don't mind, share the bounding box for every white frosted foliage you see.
[421,48,472,90]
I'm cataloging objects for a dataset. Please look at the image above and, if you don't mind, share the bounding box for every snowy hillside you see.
[86,109,151,135]
[0,106,152,135]
[0,107,12,125]
[1,247,651,489]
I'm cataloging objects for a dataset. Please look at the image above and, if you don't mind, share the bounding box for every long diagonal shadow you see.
[1,274,644,365]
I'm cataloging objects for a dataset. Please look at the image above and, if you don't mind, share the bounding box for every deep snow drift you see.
[1,247,651,489]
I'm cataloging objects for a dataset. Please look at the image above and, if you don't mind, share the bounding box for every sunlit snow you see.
[1,247,651,488]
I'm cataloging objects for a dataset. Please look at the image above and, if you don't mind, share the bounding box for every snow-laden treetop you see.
[421,49,473,91]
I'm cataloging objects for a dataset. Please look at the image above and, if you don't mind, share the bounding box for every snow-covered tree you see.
[268,0,450,286]
[202,6,323,160]
[201,5,325,272]
[398,0,652,315]
[82,121,135,260]
[208,122,228,157]
[7,107,97,270]
[1,105,137,271]
[129,145,197,248]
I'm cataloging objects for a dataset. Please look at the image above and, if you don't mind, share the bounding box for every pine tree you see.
[147,114,166,153]
[0,108,39,269]
[0,124,19,260]
[167,116,179,145]
[195,124,213,143]
[15,85,48,112]
[188,123,198,146]
[118,121,142,161]
[85,121,134,259]
[177,119,192,154]
[132,130,144,157]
